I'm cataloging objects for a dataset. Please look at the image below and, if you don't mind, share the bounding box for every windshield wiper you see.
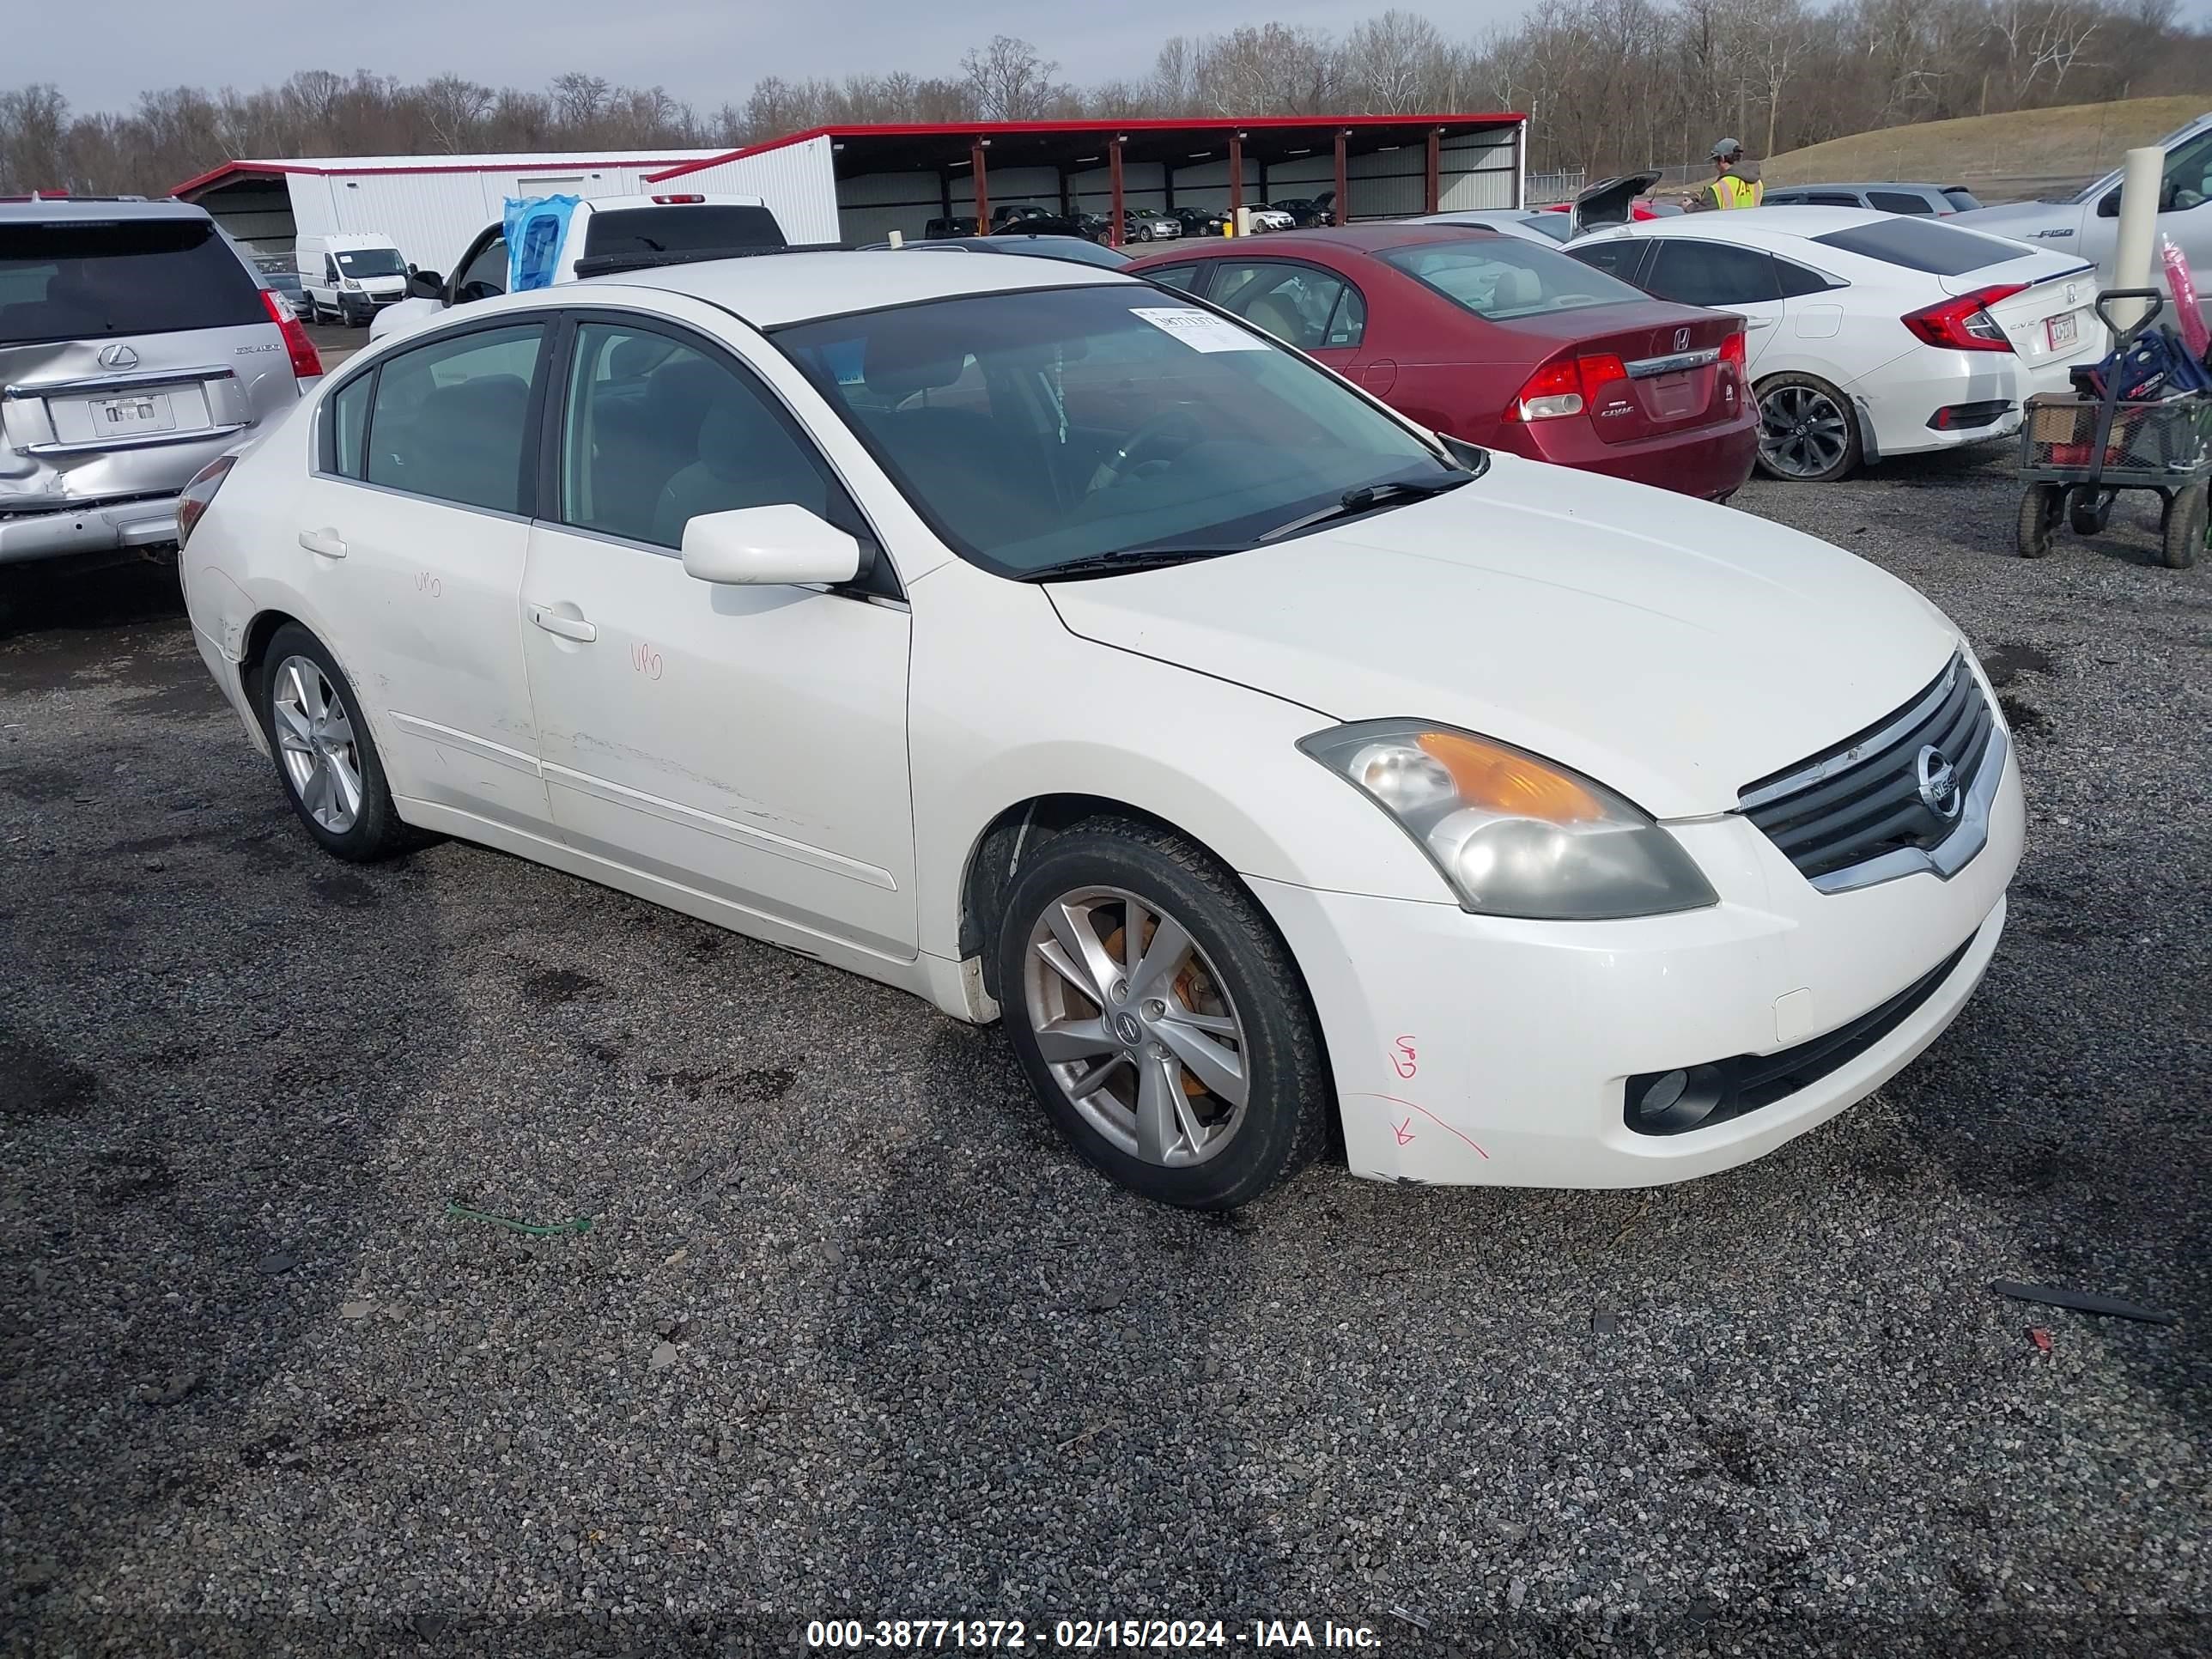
[1255,471,1475,544]
[1017,546,1243,582]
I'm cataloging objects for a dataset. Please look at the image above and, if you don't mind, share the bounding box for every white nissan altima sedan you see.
[176,251,2023,1209]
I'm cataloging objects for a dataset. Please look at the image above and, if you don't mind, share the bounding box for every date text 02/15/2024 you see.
[804,1620,1386,1649]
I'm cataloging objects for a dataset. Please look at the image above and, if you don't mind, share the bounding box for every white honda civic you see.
[176,252,2023,1209]
[1567,206,2103,482]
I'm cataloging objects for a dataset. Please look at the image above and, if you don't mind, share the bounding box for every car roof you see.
[1595,204,1893,243]
[1138,223,1510,258]
[1770,181,1959,194]
[0,198,210,223]
[584,247,1133,325]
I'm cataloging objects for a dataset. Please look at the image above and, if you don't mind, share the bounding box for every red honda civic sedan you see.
[1124,225,1759,500]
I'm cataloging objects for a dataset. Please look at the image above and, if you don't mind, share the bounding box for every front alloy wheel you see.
[1024,885,1249,1167]
[996,817,1329,1209]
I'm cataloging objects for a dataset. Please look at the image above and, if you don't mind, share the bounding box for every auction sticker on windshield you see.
[1131,307,1270,352]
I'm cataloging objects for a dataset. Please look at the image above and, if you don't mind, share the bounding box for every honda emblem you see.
[1673,326,1690,352]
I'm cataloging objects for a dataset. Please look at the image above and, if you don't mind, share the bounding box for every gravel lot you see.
[1,447,2206,1656]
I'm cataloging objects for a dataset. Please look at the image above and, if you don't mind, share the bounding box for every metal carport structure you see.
[647,113,1528,247]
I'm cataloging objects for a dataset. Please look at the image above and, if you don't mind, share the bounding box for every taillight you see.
[652,193,705,204]
[176,453,236,550]
[1901,283,2025,353]
[262,289,324,381]
[1507,352,1628,422]
[1718,330,1746,370]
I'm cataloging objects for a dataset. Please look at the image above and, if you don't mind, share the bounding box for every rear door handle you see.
[531,605,597,643]
[298,527,346,558]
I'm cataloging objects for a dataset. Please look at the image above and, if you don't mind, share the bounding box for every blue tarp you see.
[503,195,580,292]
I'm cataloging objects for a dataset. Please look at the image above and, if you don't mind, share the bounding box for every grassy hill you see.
[1765,96,2207,201]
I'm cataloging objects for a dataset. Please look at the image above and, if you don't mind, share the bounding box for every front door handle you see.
[298,527,346,558]
[531,605,597,642]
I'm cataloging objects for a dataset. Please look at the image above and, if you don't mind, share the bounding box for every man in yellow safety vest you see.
[1689,138,1764,211]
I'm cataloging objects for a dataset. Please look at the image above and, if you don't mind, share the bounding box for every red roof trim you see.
[643,112,1525,184]
[173,155,720,197]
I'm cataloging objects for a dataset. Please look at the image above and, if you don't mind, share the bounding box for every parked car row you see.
[919,194,1335,247]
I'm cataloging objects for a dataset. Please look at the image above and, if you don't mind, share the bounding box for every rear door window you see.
[1644,240,1783,307]
[580,206,785,259]
[1141,264,1204,294]
[1812,217,2021,276]
[1868,191,1936,216]
[1210,262,1366,349]
[364,324,545,514]
[1566,239,1648,285]
[0,216,265,345]
[1807,193,1863,208]
[326,371,375,479]
[1381,239,1642,319]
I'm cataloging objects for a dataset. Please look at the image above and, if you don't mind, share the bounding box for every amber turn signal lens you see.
[1416,732,1604,823]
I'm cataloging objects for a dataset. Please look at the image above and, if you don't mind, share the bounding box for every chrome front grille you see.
[1738,655,2006,893]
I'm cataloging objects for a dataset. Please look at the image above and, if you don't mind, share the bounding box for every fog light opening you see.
[1628,1065,1724,1133]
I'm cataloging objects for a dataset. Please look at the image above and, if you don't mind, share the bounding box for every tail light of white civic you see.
[1901,284,2026,354]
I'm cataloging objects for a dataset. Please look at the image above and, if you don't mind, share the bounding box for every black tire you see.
[2016,483,2063,558]
[1753,373,1862,483]
[2066,485,2112,536]
[255,623,423,861]
[2160,482,2206,570]
[995,817,1330,1210]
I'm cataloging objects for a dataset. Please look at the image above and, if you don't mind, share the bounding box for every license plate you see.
[2047,311,2080,351]
[91,392,175,434]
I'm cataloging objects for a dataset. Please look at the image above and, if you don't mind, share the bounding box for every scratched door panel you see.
[295,474,549,830]
[518,525,919,959]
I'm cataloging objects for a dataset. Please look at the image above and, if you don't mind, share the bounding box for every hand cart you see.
[2015,289,2211,569]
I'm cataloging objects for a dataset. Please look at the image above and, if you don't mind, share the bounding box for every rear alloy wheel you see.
[1756,374,1862,483]
[258,623,422,861]
[998,818,1328,1209]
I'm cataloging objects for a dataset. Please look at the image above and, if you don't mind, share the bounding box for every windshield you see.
[336,246,406,277]
[775,284,1454,578]
[1378,237,1645,320]
[0,218,266,345]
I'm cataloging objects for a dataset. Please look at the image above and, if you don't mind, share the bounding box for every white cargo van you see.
[295,233,409,327]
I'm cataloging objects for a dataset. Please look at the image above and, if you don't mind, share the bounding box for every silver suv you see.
[1,198,319,568]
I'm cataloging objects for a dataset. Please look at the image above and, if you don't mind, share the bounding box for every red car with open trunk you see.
[1125,224,1759,501]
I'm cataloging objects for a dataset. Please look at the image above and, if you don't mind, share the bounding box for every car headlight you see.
[1299,720,1719,920]
[340,277,361,290]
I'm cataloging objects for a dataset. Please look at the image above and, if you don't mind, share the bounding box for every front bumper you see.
[1251,744,2024,1188]
[0,495,180,565]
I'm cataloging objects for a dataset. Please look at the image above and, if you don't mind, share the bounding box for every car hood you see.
[1044,456,1960,819]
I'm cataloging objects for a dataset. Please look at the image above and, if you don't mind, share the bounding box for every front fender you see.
[906,562,1451,963]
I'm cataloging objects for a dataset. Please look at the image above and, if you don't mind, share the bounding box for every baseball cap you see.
[1711,137,1743,158]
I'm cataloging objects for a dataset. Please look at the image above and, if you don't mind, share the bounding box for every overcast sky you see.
[15,0,1543,112]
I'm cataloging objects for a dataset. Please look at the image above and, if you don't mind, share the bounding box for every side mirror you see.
[681,504,862,588]
[2097,188,2121,219]
[408,268,442,296]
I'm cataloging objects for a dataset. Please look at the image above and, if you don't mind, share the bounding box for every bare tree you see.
[960,35,1064,121]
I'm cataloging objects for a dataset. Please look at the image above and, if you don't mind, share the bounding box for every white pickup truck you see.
[1951,112,2212,323]
[370,194,791,343]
